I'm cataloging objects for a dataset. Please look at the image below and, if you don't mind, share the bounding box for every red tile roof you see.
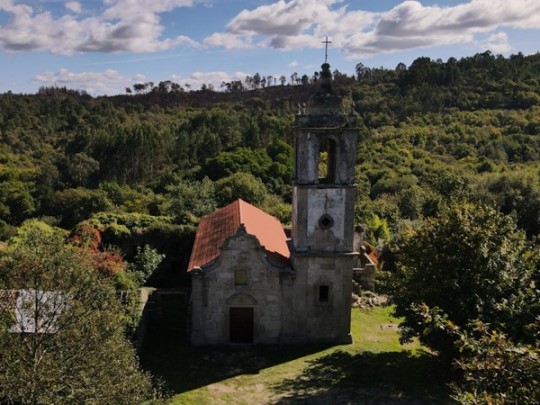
[187,199,290,271]
[364,243,379,266]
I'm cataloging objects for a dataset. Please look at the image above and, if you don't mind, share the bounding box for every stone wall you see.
[191,231,286,345]
[286,253,354,344]
[292,185,356,252]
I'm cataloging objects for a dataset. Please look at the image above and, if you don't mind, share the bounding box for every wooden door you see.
[229,307,254,344]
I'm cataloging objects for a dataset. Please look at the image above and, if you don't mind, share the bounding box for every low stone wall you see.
[353,263,376,292]
[133,288,189,352]
[352,291,388,309]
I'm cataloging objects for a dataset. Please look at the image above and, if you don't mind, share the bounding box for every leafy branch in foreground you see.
[452,321,539,405]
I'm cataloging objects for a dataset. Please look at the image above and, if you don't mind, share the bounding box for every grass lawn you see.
[141,306,455,404]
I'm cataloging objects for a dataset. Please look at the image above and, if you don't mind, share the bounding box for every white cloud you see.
[3,0,539,58]
[219,0,377,51]
[65,1,82,14]
[477,32,511,53]
[289,60,299,67]
[0,0,199,54]
[343,0,540,56]
[33,68,141,95]
[133,73,147,83]
[205,0,540,57]
[173,35,202,48]
[102,0,193,21]
[203,32,253,49]
[227,0,319,36]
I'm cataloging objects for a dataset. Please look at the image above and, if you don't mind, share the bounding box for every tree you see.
[253,72,261,89]
[127,245,165,286]
[396,62,407,72]
[50,188,113,228]
[290,72,298,85]
[214,172,269,207]
[397,186,424,220]
[132,83,146,94]
[388,202,538,360]
[202,147,272,182]
[67,152,100,187]
[0,225,153,404]
[355,62,371,81]
[365,214,391,244]
[222,80,244,93]
[69,222,134,289]
[170,82,183,93]
[154,80,172,94]
[0,180,36,225]
[162,177,216,221]
[482,173,540,238]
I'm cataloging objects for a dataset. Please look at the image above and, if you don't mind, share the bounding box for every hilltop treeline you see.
[0,51,539,253]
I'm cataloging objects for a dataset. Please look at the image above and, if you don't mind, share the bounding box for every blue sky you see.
[0,0,538,95]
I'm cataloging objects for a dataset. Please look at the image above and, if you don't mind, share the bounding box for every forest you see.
[0,51,539,402]
[1,52,539,256]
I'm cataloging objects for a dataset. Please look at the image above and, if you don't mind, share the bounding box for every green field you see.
[141,306,455,404]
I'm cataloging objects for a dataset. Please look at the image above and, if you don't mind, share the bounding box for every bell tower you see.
[292,63,358,253]
[289,62,358,343]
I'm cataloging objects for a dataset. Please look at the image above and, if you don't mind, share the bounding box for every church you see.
[188,62,359,345]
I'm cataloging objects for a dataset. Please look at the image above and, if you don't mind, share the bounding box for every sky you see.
[0,0,538,95]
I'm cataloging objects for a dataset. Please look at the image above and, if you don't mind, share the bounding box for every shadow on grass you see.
[272,350,456,404]
[140,326,332,395]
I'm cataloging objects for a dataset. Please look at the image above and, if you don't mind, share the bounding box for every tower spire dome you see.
[301,60,343,126]
[320,61,332,81]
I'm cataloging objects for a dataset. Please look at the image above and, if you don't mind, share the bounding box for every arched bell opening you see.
[318,137,337,184]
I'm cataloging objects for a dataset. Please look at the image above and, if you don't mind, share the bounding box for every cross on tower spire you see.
[322,36,332,63]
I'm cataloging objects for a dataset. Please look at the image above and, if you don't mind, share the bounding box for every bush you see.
[127,245,165,286]
[452,322,540,405]
[389,202,537,361]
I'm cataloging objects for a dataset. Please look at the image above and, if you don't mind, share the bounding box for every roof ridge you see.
[238,198,244,224]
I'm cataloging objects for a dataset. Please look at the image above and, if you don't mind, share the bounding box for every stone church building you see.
[188,63,360,345]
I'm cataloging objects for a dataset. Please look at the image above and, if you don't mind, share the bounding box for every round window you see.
[318,214,334,230]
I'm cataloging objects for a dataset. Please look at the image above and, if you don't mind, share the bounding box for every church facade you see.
[188,63,359,345]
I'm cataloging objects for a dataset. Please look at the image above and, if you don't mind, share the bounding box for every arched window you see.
[318,137,337,183]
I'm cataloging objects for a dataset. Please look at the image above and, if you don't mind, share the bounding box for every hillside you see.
[0,51,539,269]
